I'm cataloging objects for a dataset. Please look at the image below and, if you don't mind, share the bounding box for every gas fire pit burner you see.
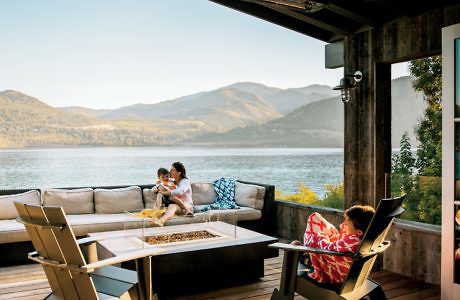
[141,230,219,245]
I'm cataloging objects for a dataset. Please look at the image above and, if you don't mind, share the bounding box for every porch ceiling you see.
[210,0,459,42]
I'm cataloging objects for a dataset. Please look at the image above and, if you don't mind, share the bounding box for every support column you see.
[343,30,391,209]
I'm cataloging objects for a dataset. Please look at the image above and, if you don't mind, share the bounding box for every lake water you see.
[0,147,344,197]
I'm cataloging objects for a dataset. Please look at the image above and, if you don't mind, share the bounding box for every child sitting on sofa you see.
[152,168,177,208]
[291,205,375,284]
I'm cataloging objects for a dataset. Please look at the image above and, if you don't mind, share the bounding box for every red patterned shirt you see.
[304,223,362,284]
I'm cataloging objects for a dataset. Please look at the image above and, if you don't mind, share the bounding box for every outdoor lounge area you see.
[2,0,460,299]
[0,193,443,299]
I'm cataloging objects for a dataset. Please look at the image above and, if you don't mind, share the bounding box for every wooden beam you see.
[210,0,335,42]
[254,1,351,36]
[258,0,307,10]
[323,3,378,28]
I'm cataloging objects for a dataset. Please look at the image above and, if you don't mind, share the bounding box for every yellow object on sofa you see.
[134,208,166,219]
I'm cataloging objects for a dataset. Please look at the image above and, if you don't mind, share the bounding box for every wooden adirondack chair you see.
[15,202,158,300]
[270,195,405,300]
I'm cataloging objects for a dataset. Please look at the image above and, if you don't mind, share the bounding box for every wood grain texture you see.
[0,251,439,299]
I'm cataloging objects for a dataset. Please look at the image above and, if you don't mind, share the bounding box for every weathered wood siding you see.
[276,200,441,285]
[342,4,460,210]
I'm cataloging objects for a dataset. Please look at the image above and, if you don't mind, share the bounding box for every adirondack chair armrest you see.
[77,236,104,245]
[82,247,165,273]
[357,240,391,259]
[269,242,354,257]
[28,251,87,272]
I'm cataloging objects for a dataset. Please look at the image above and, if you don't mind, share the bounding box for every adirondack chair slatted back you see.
[15,202,99,300]
[340,195,405,294]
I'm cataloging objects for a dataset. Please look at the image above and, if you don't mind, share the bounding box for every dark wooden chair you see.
[269,195,405,300]
[15,201,159,300]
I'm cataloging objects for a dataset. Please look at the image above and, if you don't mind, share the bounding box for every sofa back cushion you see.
[95,186,143,214]
[43,188,94,214]
[234,182,266,210]
[0,190,41,220]
[192,183,216,205]
[143,188,157,208]
[234,183,258,208]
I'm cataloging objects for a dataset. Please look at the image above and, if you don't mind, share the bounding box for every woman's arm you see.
[171,179,191,197]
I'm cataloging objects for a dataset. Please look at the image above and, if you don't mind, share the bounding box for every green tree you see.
[409,56,442,177]
[392,132,415,195]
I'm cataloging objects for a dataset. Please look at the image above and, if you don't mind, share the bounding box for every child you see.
[292,205,375,284]
[153,168,177,208]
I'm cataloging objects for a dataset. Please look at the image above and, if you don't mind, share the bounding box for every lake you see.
[0,147,344,197]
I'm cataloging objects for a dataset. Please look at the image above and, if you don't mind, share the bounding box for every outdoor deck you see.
[0,251,440,300]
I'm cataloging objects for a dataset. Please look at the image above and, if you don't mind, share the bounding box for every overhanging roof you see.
[210,0,459,42]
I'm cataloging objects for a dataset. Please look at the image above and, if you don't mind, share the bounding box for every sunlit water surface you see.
[0,147,343,197]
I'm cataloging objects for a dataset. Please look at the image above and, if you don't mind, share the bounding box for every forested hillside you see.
[0,77,423,148]
[0,91,200,147]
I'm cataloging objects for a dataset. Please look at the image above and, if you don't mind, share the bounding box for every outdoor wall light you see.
[333,71,363,103]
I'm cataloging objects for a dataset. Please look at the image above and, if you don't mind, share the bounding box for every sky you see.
[0,0,409,109]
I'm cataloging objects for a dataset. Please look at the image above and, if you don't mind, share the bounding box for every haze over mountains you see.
[0,77,423,148]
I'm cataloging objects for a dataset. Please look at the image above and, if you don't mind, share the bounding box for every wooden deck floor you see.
[0,255,440,300]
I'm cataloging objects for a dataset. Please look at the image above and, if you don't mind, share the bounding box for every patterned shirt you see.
[304,223,362,284]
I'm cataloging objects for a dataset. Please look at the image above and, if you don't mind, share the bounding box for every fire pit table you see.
[88,221,278,298]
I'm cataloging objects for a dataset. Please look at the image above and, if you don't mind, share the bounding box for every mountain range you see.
[0,77,423,148]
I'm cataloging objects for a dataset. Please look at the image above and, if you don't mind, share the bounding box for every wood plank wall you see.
[342,4,460,209]
[276,200,441,285]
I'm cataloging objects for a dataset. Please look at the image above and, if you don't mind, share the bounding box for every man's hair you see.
[157,167,169,177]
[345,205,375,232]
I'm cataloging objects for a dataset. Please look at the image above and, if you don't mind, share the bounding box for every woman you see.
[150,161,194,227]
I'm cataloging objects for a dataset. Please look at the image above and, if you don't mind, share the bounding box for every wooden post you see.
[343,29,391,209]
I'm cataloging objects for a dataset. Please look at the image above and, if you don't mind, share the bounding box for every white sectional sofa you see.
[0,180,276,266]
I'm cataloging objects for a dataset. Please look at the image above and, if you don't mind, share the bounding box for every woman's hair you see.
[172,161,187,179]
[345,205,375,232]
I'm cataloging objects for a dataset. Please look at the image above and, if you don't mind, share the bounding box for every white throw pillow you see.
[0,190,41,220]
[234,183,258,209]
[192,183,216,205]
[95,186,143,214]
[254,185,266,210]
[43,188,94,214]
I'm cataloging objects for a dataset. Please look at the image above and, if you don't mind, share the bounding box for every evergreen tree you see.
[409,56,442,177]
[392,132,415,195]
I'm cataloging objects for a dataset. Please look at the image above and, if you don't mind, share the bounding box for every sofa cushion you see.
[234,183,258,209]
[234,183,265,210]
[95,186,143,214]
[67,214,146,236]
[143,188,157,208]
[192,183,216,205]
[0,190,41,220]
[43,188,94,214]
[0,219,28,243]
[254,185,266,210]
[190,206,262,223]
